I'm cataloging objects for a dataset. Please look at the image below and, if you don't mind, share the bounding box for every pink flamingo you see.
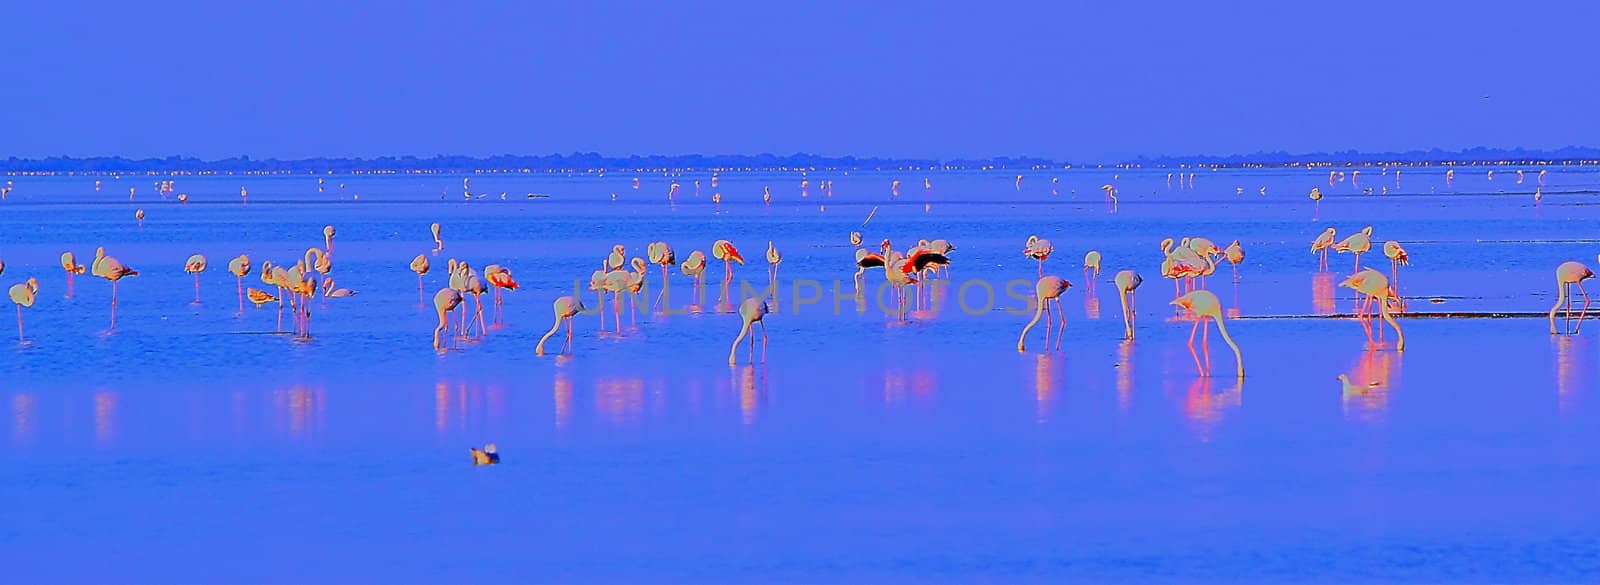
[1023,235,1053,277]
[1115,270,1142,340]
[9,278,38,342]
[1017,276,1071,352]
[91,247,138,330]
[1310,227,1337,271]
[432,288,463,350]
[60,251,86,298]
[227,254,251,314]
[1171,290,1244,378]
[1341,269,1405,350]
[184,254,207,304]
[410,254,430,306]
[728,297,770,365]
[712,240,744,308]
[1550,261,1595,335]
[648,241,675,310]
[536,296,586,356]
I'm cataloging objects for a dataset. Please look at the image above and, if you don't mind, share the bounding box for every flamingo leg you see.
[193,273,201,304]
[1187,317,1204,376]
[476,293,486,336]
[564,316,574,353]
[1576,282,1592,334]
[110,280,119,330]
[1564,283,1574,334]
[1202,317,1212,373]
[1052,298,1066,351]
[236,276,244,315]
[16,305,23,342]
[759,320,769,363]
[417,275,425,307]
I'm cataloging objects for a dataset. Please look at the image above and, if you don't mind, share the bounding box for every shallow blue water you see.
[2,168,1599,582]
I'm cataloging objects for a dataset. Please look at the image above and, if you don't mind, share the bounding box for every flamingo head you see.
[324,225,335,239]
[1159,238,1173,253]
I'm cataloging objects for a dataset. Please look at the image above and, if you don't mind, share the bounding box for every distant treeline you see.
[3,148,1598,174]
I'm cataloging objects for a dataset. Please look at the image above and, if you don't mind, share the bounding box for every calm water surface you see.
[2,168,1599,581]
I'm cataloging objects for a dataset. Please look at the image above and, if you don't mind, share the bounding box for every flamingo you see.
[1017,276,1071,352]
[1023,235,1053,277]
[484,264,518,324]
[91,247,138,330]
[850,231,863,247]
[536,296,587,356]
[853,248,886,295]
[1188,237,1221,259]
[712,240,744,308]
[766,241,781,295]
[431,223,443,251]
[1341,269,1405,350]
[1115,270,1142,340]
[1310,227,1337,271]
[9,278,38,342]
[1100,184,1118,211]
[1517,169,1526,184]
[607,245,626,273]
[728,297,770,365]
[321,278,356,298]
[1535,187,1544,205]
[323,225,336,257]
[60,251,87,298]
[1539,169,1548,185]
[227,254,250,314]
[648,241,675,310]
[432,287,464,350]
[410,254,430,306]
[184,254,207,304]
[1309,187,1323,215]
[1161,238,1208,296]
[1170,290,1244,378]
[1083,250,1102,284]
[680,250,707,307]
[135,209,145,227]
[1333,226,1373,271]
[924,239,955,278]
[1223,240,1244,281]
[462,266,488,337]
[1550,261,1595,335]
[1384,241,1409,295]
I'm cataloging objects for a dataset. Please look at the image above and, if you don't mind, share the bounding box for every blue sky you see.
[2,0,1595,160]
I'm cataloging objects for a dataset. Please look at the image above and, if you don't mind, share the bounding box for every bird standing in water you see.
[61,251,87,298]
[410,254,430,306]
[728,297,770,365]
[433,287,463,350]
[1171,290,1244,378]
[1023,235,1053,277]
[1310,227,1337,271]
[1223,240,1245,281]
[1017,276,1071,352]
[1549,261,1594,335]
[430,223,444,252]
[536,296,586,356]
[1341,269,1405,350]
[9,278,38,342]
[1334,226,1374,272]
[1115,270,1142,340]
[92,247,138,330]
[184,254,207,304]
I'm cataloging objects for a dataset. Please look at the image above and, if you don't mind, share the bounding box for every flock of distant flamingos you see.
[2,168,1593,376]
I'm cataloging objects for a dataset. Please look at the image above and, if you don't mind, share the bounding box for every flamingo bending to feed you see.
[184,254,207,304]
[648,242,675,310]
[9,278,38,342]
[410,254,430,306]
[1341,269,1405,350]
[1223,240,1244,280]
[1171,290,1244,378]
[1083,250,1101,286]
[680,250,707,307]
[92,247,138,330]
[712,240,744,308]
[1023,235,1053,277]
[1310,227,1337,271]
[536,296,586,356]
[61,251,87,298]
[432,288,464,350]
[1333,226,1373,271]
[1550,261,1595,335]
[1115,270,1142,340]
[728,297,770,365]
[1017,276,1071,352]
[227,254,251,314]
